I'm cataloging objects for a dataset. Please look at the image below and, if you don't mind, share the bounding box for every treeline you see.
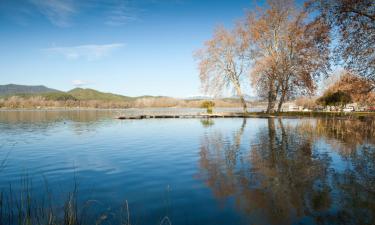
[196,0,374,113]
[294,71,375,110]
[0,95,245,109]
[317,71,375,108]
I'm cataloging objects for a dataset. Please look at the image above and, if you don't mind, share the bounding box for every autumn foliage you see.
[245,0,330,112]
[306,0,374,81]
[196,0,331,113]
[195,26,250,113]
[196,0,373,112]
[318,71,375,107]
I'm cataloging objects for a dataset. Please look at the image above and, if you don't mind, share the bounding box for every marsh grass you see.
[0,176,172,225]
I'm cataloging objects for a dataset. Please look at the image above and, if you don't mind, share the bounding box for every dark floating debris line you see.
[116,113,274,120]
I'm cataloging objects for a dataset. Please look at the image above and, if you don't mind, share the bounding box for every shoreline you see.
[1,108,374,120]
[117,111,375,120]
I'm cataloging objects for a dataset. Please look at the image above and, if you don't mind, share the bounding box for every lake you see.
[0,110,374,225]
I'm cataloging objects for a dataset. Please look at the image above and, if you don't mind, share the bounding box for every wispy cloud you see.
[29,0,76,27]
[105,0,139,26]
[72,80,91,87]
[44,43,125,60]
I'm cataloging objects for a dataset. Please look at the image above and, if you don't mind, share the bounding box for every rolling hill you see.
[0,84,256,104]
[0,84,252,108]
[67,88,134,101]
[0,85,136,102]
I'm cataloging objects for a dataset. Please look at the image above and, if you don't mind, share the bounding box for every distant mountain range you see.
[0,84,61,95]
[0,84,133,102]
[0,84,259,102]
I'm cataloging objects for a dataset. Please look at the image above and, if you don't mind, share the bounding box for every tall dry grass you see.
[0,173,172,225]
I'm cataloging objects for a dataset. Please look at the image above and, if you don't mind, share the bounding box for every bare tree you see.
[245,0,290,112]
[277,9,330,111]
[307,0,375,81]
[195,26,250,113]
[246,0,330,112]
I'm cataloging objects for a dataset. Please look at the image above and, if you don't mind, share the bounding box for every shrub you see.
[200,101,215,114]
[317,90,352,109]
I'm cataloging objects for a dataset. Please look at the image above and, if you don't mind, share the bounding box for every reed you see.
[0,177,172,225]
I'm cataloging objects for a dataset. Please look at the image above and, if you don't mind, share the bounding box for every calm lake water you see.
[0,110,374,225]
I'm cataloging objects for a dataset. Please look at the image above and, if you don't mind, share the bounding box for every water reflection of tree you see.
[296,118,375,224]
[245,119,333,224]
[200,119,215,128]
[198,118,374,225]
[199,119,247,200]
[315,119,375,156]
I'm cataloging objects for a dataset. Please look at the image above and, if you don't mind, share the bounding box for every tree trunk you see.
[239,95,248,114]
[266,82,276,113]
[233,81,248,114]
[267,98,275,113]
[277,89,287,113]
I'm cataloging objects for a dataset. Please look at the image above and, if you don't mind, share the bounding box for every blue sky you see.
[0,0,259,97]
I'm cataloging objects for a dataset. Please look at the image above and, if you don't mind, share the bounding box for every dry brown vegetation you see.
[295,97,318,109]
[320,71,375,106]
[0,96,245,109]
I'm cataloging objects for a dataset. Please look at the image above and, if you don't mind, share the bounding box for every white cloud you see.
[72,80,91,87]
[29,0,76,27]
[44,43,125,60]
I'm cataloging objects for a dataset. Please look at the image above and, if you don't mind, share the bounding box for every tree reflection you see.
[200,119,215,128]
[296,118,375,224]
[198,118,375,225]
[248,118,331,224]
[198,119,247,200]
[314,118,375,156]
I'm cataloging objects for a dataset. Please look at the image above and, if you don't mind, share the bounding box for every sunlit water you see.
[0,110,374,225]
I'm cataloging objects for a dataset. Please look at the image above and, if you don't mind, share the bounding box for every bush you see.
[317,90,352,108]
[42,93,77,101]
[201,101,215,114]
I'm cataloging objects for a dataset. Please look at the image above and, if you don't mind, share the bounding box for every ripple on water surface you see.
[0,111,374,225]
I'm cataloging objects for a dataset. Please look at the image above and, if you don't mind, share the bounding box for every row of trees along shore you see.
[196,0,374,113]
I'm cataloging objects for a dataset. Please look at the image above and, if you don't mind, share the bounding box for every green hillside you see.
[68,88,134,101]
[0,92,77,101]
[0,84,174,103]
